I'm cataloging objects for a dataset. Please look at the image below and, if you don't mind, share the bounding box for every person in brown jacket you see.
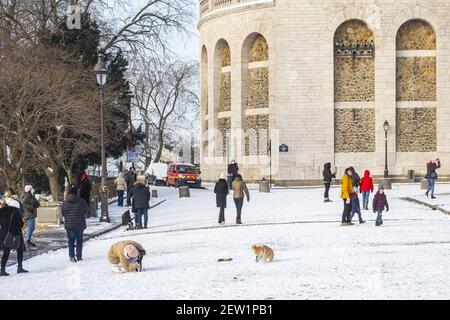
[114,172,127,207]
[231,174,250,225]
[108,240,146,273]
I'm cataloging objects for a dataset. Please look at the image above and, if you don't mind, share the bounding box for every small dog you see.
[125,222,136,231]
[252,244,274,263]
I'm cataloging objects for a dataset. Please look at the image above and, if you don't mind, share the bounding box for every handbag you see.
[3,212,20,250]
[431,172,438,179]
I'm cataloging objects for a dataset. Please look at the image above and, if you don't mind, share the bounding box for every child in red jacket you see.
[360,170,374,210]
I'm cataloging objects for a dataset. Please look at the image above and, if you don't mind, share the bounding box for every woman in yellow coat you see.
[341,168,354,226]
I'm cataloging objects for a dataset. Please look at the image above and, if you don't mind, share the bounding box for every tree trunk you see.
[154,132,164,163]
[45,168,61,201]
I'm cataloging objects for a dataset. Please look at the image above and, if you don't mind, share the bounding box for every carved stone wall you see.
[244,115,269,156]
[217,117,231,157]
[219,72,231,112]
[396,108,436,152]
[396,57,436,101]
[396,20,436,50]
[203,120,208,152]
[246,67,269,109]
[334,109,376,153]
[334,58,375,102]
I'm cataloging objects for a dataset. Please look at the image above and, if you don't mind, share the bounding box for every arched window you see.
[201,46,209,154]
[396,20,436,152]
[214,39,231,158]
[334,20,375,153]
[243,34,269,156]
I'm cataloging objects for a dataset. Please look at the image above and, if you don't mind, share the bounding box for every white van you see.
[145,162,168,186]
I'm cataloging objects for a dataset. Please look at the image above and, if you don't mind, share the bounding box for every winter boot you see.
[27,240,37,248]
[426,191,429,198]
[17,266,29,274]
[324,198,330,203]
[136,224,142,230]
[359,219,366,224]
[76,257,83,261]
[0,268,10,276]
[236,218,242,225]
[375,220,381,226]
[431,196,436,199]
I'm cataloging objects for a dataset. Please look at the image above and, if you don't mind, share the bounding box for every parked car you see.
[166,162,202,188]
[145,162,168,186]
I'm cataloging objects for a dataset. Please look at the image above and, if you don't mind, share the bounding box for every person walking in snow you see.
[372,184,389,226]
[108,240,146,273]
[62,186,88,262]
[360,170,374,210]
[79,172,92,208]
[323,162,336,202]
[129,175,150,229]
[340,168,353,226]
[0,197,28,276]
[214,173,229,224]
[114,172,127,207]
[231,174,250,225]
[348,167,365,224]
[21,185,39,248]
[425,159,441,199]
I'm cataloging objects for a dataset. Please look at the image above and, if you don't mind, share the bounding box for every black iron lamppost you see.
[94,54,110,223]
[383,120,390,178]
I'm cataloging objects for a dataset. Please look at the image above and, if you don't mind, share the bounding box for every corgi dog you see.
[252,244,274,263]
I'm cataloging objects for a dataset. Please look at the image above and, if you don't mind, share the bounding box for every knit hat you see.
[378,183,385,191]
[123,245,139,259]
[24,185,33,193]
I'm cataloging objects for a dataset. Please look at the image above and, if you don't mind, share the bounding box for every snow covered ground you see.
[2,183,450,300]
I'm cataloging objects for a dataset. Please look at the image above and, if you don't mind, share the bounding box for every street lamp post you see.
[94,54,110,223]
[383,120,390,178]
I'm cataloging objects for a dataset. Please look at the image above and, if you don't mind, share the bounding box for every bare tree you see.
[130,57,199,166]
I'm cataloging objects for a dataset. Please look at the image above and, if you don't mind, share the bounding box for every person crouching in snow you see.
[360,170,374,210]
[372,184,389,226]
[108,240,146,273]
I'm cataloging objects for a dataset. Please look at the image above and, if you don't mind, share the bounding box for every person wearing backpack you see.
[0,197,28,276]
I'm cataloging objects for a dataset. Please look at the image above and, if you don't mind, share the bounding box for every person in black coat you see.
[323,163,336,202]
[129,176,150,229]
[62,186,88,262]
[0,199,28,276]
[227,160,239,188]
[125,168,137,206]
[214,174,229,224]
[79,172,92,207]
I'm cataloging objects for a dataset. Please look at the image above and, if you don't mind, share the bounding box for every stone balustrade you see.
[199,0,273,18]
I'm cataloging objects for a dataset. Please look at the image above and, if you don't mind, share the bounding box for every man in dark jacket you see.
[62,186,88,262]
[0,199,28,275]
[323,163,336,202]
[129,176,150,229]
[214,174,229,224]
[125,168,137,206]
[227,160,239,188]
[79,172,92,207]
[22,185,40,248]
[425,159,441,199]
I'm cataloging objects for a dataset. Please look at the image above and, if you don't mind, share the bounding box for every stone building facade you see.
[199,0,450,185]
